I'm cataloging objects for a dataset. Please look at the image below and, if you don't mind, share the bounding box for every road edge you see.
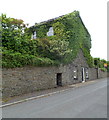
[1,78,107,108]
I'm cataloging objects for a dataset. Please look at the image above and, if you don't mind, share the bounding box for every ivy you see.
[30,11,93,66]
[1,11,95,68]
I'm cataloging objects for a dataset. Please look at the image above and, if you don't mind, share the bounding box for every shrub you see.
[2,49,56,68]
[100,68,107,72]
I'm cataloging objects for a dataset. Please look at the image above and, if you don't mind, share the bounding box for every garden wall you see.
[2,66,107,99]
[2,50,108,99]
[2,66,58,99]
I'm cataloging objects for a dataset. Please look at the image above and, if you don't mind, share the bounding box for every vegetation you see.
[29,11,93,67]
[1,14,55,67]
[94,58,109,72]
[1,11,108,69]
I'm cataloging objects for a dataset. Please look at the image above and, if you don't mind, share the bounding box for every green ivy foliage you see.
[30,11,93,67]
[1,11,95,68]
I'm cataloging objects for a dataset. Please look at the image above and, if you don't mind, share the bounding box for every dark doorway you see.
[56,73,62,86]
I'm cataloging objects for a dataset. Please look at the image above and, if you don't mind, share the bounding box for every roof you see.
[33,10,79,26]
[30,10,90,37]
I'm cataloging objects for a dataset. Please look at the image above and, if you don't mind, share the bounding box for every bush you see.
[100,68,107,72]
[2,50,56,68]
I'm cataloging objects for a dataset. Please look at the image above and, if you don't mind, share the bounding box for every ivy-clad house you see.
[28,11,94,83]
[2,11,107,99]
[30,11,92,66]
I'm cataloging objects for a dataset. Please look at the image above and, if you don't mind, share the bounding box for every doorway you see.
[56,73,62,86]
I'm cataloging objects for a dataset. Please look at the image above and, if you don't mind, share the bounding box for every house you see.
[2,11,107,99]
[28,10,95,84]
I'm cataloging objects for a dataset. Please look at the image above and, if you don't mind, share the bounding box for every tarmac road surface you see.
[2,78,107,118]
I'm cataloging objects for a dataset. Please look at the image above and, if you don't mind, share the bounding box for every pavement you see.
[2,77,107,118]
[1,78,106,107]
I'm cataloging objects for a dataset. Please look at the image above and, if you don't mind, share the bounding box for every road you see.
[2,78,107,118]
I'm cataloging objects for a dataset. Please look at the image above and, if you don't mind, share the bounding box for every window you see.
[47,27,54,36]
[73,67,78,80]
[31,31,37,39]
[85,68,89,79]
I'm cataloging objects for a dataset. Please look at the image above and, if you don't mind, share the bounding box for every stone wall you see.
[2,66,59,99]
[2,66,107,99]
[88,68,98,80]
[2,50,108,99]
[65,49,89,84]
[98,69,107,78]
[107,72,109,77]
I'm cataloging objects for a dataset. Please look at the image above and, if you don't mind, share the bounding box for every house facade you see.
[2,11,107,99]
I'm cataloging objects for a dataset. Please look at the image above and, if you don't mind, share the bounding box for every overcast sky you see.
[0,0,107,60]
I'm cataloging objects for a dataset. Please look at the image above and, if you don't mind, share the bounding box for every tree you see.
[94,58,100,67]
[1,14,30,51]
[107,61,109,72]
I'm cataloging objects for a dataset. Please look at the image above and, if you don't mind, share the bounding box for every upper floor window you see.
[31,31,37,39]
[47,27,54,36]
